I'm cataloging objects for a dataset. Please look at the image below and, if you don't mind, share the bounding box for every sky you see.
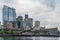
[0,0,60,29]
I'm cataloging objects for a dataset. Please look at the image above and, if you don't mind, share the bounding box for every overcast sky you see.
[0,0,60,29]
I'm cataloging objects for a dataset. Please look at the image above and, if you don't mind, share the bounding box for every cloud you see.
[0,0,60,29]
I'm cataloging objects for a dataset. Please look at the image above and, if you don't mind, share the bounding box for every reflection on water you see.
[0,37,60,40]
[34,37,59,40]
[3,37,20,40]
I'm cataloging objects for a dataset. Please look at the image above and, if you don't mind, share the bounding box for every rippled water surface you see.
[0,37,60,40]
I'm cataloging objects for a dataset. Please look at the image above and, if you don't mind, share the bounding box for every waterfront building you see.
[31,27,40,31]
[45,28,59,35]
[16,16,23,30]
[35,21,40,27]
[6,21,13,29]
[2,5,16,28]
[31,27,59,35]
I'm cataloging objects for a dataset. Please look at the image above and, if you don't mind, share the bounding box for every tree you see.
[1,29,5,34]
[8,30,12,34]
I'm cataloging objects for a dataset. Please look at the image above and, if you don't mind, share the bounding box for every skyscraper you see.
[2,5,16,27]
[28,18,33,29]
[24,14,33,30]
[24,14,28,26]
[24,14,29,30]
[16,16,23,30]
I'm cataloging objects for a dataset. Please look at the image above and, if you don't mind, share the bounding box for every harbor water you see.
[0,37,60,40]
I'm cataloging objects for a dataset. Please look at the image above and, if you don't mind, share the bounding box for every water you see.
[0,37,60,40]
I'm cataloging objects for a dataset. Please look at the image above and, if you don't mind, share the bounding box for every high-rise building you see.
[2,5,16,28]
[28,18,33,29]
[35,21,40,27]
[24,14,33,30]
[17,16,23,21]
[24,14,28,30]
[16,16,23,30]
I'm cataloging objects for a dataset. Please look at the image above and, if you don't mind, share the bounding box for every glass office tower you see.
[2,5,16,27]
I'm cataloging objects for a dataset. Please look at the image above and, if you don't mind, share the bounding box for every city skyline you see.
[0,0,60,28]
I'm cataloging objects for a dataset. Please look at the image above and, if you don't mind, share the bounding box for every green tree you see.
[13,30,17,34]
[1,29,5,34]
[8,30,12,34]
